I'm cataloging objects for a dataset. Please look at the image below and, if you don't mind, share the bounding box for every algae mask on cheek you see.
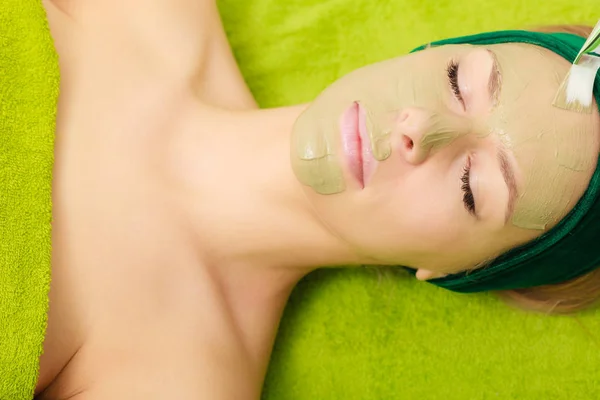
[289,59,403,195]
[361,46,480,163]
[290,45,481,195]
[290,58,431,194]
[486,44,598,230]
[291,109,346,195]
[289,59,401,195]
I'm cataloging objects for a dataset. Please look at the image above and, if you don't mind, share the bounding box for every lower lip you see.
[340,102,376,188]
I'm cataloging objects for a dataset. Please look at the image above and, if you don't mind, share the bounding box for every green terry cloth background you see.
[0,0,57,399]
[215,0,600,399]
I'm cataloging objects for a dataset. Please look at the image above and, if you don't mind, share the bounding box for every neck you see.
[167,100,364,375]
[169,101,362,274]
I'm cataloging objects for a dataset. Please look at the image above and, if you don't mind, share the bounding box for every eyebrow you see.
[486,49,502,105]
[485,49,516,223]
[497,145,518,224]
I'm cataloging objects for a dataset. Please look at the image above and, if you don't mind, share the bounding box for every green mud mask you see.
[291,43,598,230]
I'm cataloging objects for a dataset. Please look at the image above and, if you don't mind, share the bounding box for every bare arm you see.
[45,0,257,110]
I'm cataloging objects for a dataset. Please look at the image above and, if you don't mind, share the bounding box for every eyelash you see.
[461,157,476,216]
[448,60,475,216]
[446,60,465,106]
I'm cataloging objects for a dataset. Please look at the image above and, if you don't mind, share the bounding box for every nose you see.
[396,107,432,165]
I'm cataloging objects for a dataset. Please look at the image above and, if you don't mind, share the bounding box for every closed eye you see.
[461,156,476,216]
[446,60,465,108]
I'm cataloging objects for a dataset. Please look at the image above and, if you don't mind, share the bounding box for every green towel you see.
[215,0,600,399]
[0,0,57,399]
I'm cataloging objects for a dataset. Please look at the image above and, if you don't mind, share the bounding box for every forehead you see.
[413,42,599,230]
[480,43,600,229]
[485,43,575,151]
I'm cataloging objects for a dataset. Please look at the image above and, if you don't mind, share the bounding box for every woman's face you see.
[291,43,600,278]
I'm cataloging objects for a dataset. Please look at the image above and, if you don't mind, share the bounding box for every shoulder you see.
[42,0,218,81]
[43,0,217,21]
[42,0,219,57]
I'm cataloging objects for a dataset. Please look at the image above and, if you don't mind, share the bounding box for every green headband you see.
[402,30,600,293]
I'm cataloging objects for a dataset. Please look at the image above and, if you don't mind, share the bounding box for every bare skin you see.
[38,1,315,399]
[36,1,600,399]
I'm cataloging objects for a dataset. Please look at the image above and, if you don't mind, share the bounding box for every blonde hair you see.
[494,24,600,315]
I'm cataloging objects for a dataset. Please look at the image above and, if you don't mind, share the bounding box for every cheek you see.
[301,168,476,267]
[317,172,467,262]
[387,177,466,246]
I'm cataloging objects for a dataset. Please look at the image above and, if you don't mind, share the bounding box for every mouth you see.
[340,101,376,188]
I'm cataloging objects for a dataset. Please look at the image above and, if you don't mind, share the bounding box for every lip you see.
[340,102,377,188]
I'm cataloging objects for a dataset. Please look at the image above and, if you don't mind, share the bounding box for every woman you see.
[31,0,600,398]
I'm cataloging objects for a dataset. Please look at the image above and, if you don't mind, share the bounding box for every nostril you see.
[403,135,414,150]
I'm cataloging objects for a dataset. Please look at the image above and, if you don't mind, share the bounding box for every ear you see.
[415,269,448,281]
